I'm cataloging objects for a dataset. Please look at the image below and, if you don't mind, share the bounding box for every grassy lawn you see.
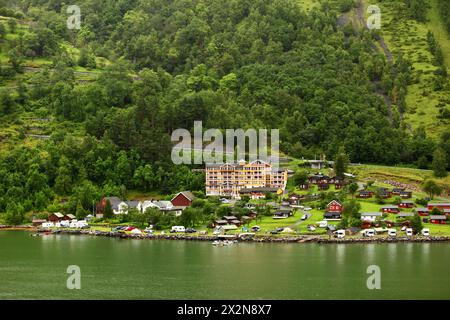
[353,164,450,191]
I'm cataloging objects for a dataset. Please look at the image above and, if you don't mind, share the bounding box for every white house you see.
[137,200,160,213]
[137,200,183,216]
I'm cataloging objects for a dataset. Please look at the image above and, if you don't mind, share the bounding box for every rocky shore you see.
[0,225,36,230]
[28,228,450,244]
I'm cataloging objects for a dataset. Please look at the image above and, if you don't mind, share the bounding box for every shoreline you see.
[2,225,450,244]
[21,228,450,244]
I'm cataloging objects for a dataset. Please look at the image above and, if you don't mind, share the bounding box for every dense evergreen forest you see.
[0,0,449,220]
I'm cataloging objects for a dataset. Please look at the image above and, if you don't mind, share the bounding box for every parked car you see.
[421,228,430,237]
[270,230,279,234]
[185,228,197,233]
[301,214,308,221]
[276,227,284,232]
[406,228,413,237]
[251,226,261,232]
[307,225,316,232]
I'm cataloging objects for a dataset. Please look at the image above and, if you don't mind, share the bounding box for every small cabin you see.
[399,191,412,199]
[318,183,329,190]
[171,191,195,207]
[48,212,64,223]
[299,183,309,190]
[63,214,76,221]
[399,201,414,209]
[427,202,450,211]
[357,190,373,198]
[415,207,429,216]
[391,188,405,195]
[288,193,302,205]
[429,215,447,225]
[381,205,400,214]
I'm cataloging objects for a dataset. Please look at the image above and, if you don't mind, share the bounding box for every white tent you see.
[130,228,142,234]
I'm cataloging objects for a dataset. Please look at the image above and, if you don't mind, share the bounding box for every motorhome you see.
[388,229,397,237]
[41,222,54,228]
[363,229,375,237]
[171,226,186,233]
[406,228,413,236]
[336,230,345,238]
[60,220,70,228]
[421,228,430,237]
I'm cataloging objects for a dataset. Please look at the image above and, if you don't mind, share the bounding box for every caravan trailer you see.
[388,229,397,237]
[336,230,345,238]
[362,229,375,237]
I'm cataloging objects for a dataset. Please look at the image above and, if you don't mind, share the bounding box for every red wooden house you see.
[427,202,450,212]
[318,183,329,190]
[399,191,412,199]
[299,183,309,190]
[415,207,429,216]
[391,188,405,195]
[399,201,414,209]
[327,200,343,213]
[357,190,373,198]
[381,205,400,214]
[288,193,302,205]
[48,212,64,223]
[429,215,447,225]
[335,183,344,190]
[171,191,195,207]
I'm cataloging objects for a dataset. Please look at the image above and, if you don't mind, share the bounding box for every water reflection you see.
[2,232,450,299]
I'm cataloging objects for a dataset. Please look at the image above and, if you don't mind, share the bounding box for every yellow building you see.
[205,160,288,199]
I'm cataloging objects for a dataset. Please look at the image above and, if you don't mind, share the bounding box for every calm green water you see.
[0,231,449,299]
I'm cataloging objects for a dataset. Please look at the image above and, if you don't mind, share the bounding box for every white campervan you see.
[41,222,54,228]
[388,229,397,237]
[363,229,375,237]
[336,230,345,238]
[171,226,186,233]
[406,228,413,236]
[421,228,430,237]
[60,220,70,228]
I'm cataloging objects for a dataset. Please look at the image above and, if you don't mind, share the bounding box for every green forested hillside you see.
[0,0,449,220]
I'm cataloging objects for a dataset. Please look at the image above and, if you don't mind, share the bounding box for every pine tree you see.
[334,146,349,178]
[432,147,448,177]
[104,199,113,219]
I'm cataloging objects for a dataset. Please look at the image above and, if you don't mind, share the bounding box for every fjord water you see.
[0,231,449,299]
